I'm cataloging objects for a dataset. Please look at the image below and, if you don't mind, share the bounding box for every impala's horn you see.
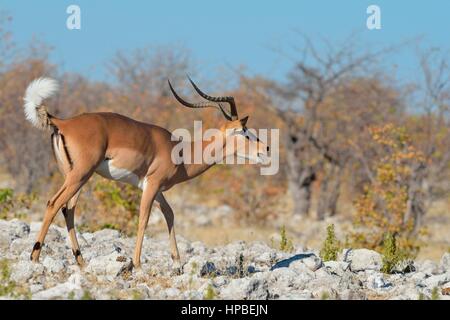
[187,76,238,120]
[168,79,233,121]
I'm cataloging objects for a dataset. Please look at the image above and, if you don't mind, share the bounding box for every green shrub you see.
[431,287,440,300]
[320,291,330,300]
[81,290,94,300]
[203,284,217,300]
[382,233,397,273]
[320,224,340,261]
[0,259,16,297]
[0,188,37,220]
[0,188,13,203]
[381,232,410,274]
[0,188,14,219]
[100,223,121,231]
[279,225,294,253]
[86,179,142,235]
[131,289,143,300]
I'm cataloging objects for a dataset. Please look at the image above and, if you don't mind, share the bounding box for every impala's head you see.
[168,76,269,164]
[221,116,269,164]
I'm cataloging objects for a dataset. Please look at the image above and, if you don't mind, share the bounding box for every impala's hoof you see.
[171,261,183,276]
[30,256,39,263]
[170,267,182,276]
[117,260,134,276]
[73,249,86,267]
[30,242,42,262]
[76,258,86,269]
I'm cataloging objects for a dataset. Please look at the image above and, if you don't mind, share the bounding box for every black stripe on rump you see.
[59,134,74,170]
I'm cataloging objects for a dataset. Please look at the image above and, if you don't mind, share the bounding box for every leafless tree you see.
[404,48,450,230]
[269,34,400,218]
[108,45,195,99]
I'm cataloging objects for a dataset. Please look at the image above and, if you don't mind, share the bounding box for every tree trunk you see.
[316,166,341,220]
[285,134,316,216]
[405,163,426,232]
[288,177,312,216]
[326,176,340,217]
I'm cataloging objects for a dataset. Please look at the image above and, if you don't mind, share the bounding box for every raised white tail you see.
[23,77,59,129]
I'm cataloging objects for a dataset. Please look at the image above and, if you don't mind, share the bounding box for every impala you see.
[24,76,269,271]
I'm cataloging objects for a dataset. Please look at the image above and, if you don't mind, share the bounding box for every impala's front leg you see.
[132,181,159,269]
[156,193,181,274]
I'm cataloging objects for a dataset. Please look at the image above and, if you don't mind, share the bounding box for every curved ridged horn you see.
[187,76,238,120]
[168,79,232,121]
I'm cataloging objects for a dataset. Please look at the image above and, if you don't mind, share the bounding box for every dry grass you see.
[416,200,450,260]
[175,225,277,246]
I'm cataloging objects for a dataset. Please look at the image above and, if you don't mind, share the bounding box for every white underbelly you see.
[95,160,146,190]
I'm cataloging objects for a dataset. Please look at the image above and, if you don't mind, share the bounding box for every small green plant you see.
[279,225,294,253]
[68,291,75,300]
[0,259,31,298]
[187,261,198,299]
[320,291,330,300]
[0,188,13,203]
[0,188,37,220]
[418,292,426,300]
[319,224,340,261]
[0,188,14,219]
[381,233,398,273]
[190,262,198,276]
[0,259,10,279]
[100,223,121,231]
[131,289,143,300]
[0,259,17,297]
[203,283,216,300]
[431,287,440,300]
[0,280,17,297]
[381,233,408,274]
[81,290,94,300]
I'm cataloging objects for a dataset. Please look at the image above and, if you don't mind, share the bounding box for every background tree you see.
[265,34,399,218]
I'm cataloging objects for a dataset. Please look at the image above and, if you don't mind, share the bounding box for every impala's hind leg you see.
[30,172,91,262]
[51,132,87,266]
[62,190,85,266]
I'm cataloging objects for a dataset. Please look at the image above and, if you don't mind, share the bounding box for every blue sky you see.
[1,0,449,83]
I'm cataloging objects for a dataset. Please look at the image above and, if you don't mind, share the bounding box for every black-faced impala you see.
[24,76,268,272]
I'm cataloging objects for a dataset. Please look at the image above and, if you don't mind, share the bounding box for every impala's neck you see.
[182,130,228,181]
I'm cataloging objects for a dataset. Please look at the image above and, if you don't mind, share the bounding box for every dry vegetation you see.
[1,13,450,262]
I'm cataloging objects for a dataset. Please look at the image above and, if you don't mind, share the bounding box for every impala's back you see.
[53,112,178,189]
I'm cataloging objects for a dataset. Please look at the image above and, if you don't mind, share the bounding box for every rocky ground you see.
[0,218,449,300]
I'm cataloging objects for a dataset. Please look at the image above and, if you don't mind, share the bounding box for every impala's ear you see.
[240,116,249,127]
